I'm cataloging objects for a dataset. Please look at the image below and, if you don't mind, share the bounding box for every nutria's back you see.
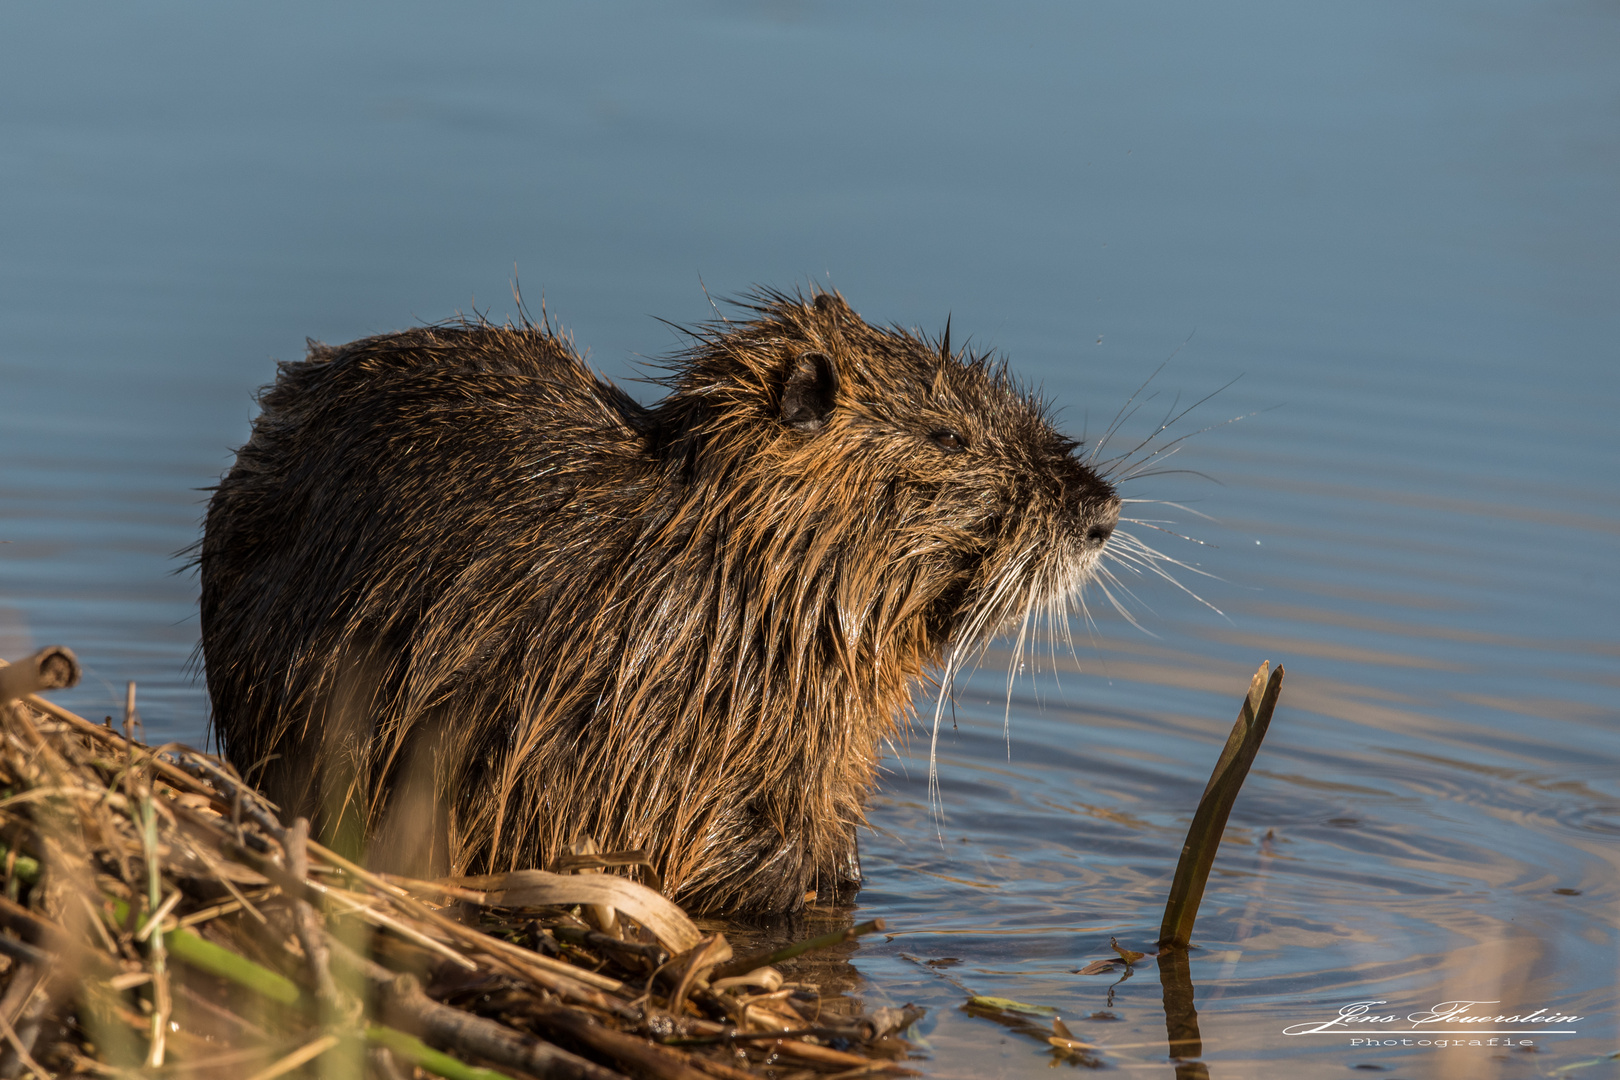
[200,290,1120,913]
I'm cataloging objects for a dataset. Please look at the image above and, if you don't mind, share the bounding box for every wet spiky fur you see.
[199,289,1120,914]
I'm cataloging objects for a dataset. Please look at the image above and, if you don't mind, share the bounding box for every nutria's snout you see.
[1084,494,1121,552]
[1057,454,1121,554]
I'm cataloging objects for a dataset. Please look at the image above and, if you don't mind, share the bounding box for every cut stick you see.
[0,649,80,705]
[1157,661,1284,951]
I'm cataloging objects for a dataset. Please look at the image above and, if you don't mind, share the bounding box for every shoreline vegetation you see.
[0,646,1278,1078]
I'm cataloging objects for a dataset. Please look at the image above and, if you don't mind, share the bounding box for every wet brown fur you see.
[198,289,1120,914]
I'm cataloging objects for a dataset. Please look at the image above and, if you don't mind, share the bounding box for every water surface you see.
[2,3,1616,1076]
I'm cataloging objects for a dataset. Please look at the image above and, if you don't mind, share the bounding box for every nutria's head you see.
[654,288,1121,684]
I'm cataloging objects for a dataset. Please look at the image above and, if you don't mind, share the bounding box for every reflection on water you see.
[1160,949,1209,1079]
[2,1,1617,1076]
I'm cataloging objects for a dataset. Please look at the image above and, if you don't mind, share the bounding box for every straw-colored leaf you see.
[967,995,1058,1018]
[458,869,702,953]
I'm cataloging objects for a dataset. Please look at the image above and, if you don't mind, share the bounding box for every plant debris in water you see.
[0,646,922,1079]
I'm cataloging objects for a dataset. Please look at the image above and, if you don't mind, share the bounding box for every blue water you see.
[2,3,1616,1076]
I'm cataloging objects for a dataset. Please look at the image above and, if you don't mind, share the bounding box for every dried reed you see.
[0,647,920,1079]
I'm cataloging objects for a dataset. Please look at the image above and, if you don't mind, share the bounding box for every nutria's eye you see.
[930,429,968,453]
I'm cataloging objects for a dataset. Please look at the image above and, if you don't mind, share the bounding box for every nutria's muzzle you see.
[1083,493,1122,552]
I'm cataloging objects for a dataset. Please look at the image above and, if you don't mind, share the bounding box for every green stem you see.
[0,845,40,884]
[104,894,302,1006]
[365,1025,516,1080]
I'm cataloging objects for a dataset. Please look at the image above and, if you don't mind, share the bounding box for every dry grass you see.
[0,647,920,1080]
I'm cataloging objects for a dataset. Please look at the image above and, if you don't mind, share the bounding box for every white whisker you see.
[1110,532,1224,583]
[1104,536,1228,617]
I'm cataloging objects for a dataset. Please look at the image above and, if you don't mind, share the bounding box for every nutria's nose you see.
[1083,495,1121,550]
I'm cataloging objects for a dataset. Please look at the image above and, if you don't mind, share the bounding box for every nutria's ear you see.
[812,292,846,314]
[781,350,839,432]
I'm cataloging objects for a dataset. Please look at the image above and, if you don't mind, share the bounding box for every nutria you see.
[198,289,1121,914]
